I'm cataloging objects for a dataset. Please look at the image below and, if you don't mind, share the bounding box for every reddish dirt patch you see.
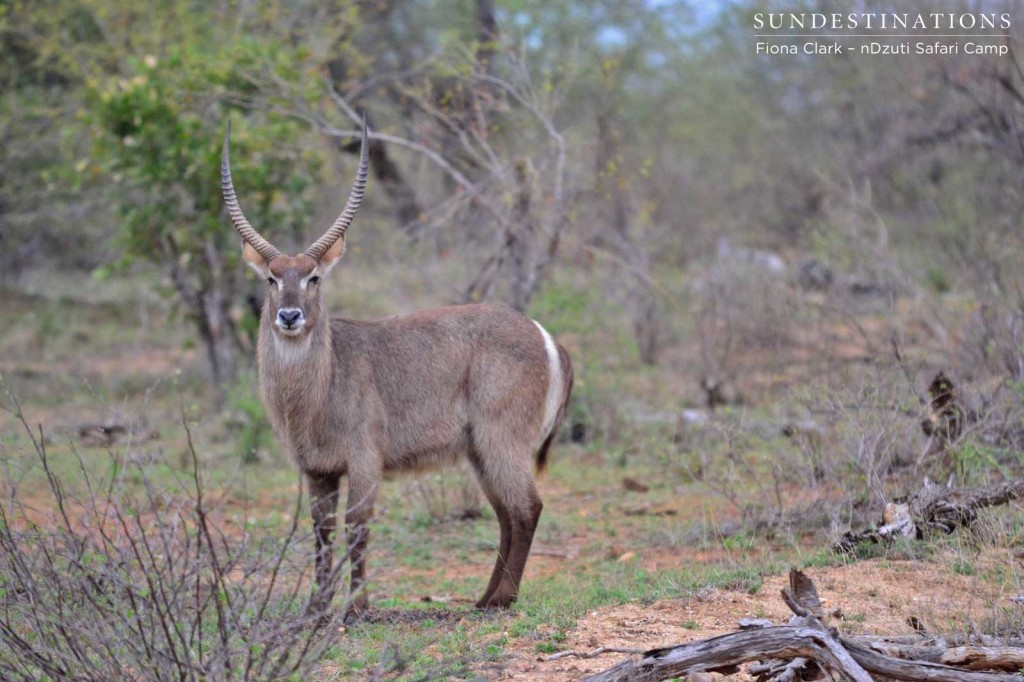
[0,348,195,382]
[491,558,1011,680]
[83,348,197,378]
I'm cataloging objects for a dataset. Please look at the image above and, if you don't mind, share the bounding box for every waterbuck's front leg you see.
[343,469,379,625]
[307,472,341,618]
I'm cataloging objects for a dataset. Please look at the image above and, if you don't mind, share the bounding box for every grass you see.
[2,258,1024,679]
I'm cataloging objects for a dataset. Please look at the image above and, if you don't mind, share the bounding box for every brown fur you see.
[243,247,573,620]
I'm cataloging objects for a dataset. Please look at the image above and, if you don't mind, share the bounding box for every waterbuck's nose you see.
[277,308,303,328]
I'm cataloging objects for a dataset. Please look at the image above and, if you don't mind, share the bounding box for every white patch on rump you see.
[532,319,562,443]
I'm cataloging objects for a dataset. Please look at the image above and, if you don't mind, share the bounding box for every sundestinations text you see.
[753,12,1010,31]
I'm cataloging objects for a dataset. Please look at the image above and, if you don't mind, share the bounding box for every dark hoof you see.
[475,593,517,610]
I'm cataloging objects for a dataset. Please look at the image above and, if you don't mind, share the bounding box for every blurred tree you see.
[86,42,322,402]
[12,0,1019,397]
[42,0,353,403]
[496,0,690,361]
[0,0,110,279]
[259,0,579,312]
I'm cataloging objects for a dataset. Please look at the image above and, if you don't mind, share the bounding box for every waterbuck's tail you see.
[536,343,574,474]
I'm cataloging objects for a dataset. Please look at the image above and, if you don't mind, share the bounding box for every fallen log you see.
[746,655,809,681]
[582,569,1024,682]
[839,637,1022,682]
[942,646,1024,672]
[579,625,871,682]
[836,477,1024,552]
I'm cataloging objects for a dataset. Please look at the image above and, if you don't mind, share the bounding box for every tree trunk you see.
[164,236,241,407]
[474,0,499,75]
[196,287,239,406]
[595,110,661,364]
[595,111,632,241]
[507,160,538,312]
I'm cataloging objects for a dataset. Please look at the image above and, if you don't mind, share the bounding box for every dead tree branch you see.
[580,626,871,682]
[837,477,1024,552]
[543,646,645,662]
[583,569,1024,682]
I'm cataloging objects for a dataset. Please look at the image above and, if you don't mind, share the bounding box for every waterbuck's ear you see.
[242,241,271,278]
[318,236,346,275]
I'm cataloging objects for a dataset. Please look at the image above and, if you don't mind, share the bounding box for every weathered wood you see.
[739,618,775,630]
[858,633,949,647]
[837,514,915,551]
[941,646,1024,672]
[581,569,1024,679]
[542,646,644,662]
[586,631,1024,682]
[851,636,1020,664]
[837,478,1024,552]
[748,570,824,681]
[583,569,1024,682]
[840,637,1023,682]
[863,638,945,663]
[579,626,871,682]
[952,480,1024,513]
[784,567,825,620]
[747,656,811,682]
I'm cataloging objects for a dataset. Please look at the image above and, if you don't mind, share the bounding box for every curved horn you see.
[221,121,282,263]
[305,117,369,261]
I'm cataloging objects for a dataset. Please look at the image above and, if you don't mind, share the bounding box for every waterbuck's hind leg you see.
[484,485,542,609]
[307,473,342,617]
[472,456,544,610]
[475,491,513,608]
[342,469,379,625]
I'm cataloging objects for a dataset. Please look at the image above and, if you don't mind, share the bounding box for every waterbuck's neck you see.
[256,305,334,436]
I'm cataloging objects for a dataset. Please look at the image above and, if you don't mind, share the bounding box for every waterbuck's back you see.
[329,303,558,474]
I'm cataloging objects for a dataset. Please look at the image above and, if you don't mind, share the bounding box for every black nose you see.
[277,308,303,327]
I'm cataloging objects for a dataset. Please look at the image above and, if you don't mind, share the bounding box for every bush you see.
[0,399,348,681]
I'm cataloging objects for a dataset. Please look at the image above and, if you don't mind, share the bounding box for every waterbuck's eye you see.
[308,276,320,286]
[266,277,276,287]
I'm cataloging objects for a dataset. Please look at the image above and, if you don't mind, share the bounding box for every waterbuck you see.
[221,122,573,621]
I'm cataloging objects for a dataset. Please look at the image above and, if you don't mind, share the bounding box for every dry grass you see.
[0,253,1021,679]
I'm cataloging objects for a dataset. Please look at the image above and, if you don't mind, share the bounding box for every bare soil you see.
[491,557,1013,680]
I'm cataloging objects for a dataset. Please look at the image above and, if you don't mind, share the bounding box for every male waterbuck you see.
[221,122,573,621]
